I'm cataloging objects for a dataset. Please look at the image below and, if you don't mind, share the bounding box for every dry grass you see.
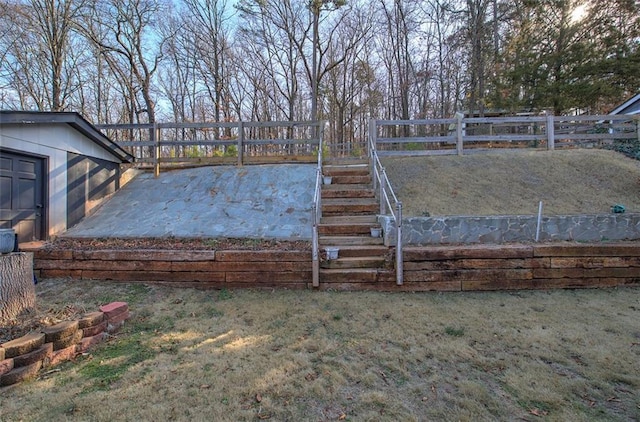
[2,280,640,421]
[382,149,640,217]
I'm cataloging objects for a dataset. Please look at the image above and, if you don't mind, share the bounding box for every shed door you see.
[0,151,46,242]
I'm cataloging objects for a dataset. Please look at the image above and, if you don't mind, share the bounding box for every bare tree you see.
[377,0,417,133]
[323,3,374,150]
[464,0,490,117]
[31,0,86,110]
[236,0,310,124]
[80,0,166,127]
[0,0,87,111]
[183,0,234,126]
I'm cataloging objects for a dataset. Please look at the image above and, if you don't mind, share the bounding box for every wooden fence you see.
[371,114,640,156]
[96,121,325,175]
[97,115,639,171]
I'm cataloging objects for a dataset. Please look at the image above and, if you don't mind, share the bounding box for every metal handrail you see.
[368,119,403,285]
[311,122,324,288]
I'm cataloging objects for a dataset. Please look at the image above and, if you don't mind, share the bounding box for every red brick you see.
[0,360,42,386]
[49,345,78,366]
[1,333,45,358]
[82,321,107,338]
[52,330,82,351]
[13,343,53,368]
[77,333,105,354]
[107,310,130,325]
[42,320,79,343]
[78,311,105,329]
[0,359,14,376]
[99,302,128,319]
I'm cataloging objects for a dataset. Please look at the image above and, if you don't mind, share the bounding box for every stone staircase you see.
[318,159,395,286]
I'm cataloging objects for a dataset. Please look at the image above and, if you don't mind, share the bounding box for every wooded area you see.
[1,0,638,147]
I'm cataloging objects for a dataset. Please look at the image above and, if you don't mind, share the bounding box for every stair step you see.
[330,175,371,185]
[320,236,384,246]
[321,256,386,269]
[318,222,380,236]
[322,198,378,215]
[322,185,374,198]
[321,215,378,224]
[320,245,389,258]
[319,268,396,283]
[323,166,370,177]
[324,158,369,166]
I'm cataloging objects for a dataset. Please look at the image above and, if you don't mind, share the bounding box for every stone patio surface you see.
[63,164,316,239]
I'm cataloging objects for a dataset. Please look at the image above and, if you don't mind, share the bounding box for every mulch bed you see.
[1,305,85,345]
[41,237,312,251]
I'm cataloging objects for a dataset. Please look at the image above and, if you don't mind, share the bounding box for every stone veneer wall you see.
[380,213,640,245]
[0,302,130,387]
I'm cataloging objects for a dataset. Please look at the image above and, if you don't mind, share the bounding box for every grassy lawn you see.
[383,149,640,217]
[2,279,639,421]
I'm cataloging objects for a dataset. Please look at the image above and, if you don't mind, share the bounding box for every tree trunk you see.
[0,253,36,322]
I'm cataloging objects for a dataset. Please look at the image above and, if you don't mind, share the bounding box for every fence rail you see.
[96,121,325,175]
[372,114,639,156]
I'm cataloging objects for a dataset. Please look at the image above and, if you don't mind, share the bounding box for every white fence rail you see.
[372,114,639,157]
[96,121,325,176]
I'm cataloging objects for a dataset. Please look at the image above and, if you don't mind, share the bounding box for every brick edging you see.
[0,302,130,387]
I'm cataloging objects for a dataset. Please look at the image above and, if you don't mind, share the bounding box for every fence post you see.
[456,112,464,155]
[153,122,160,177]
[546,113,555,150]
[237,121,244,166]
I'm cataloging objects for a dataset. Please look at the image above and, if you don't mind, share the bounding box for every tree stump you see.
[0,253,36,322]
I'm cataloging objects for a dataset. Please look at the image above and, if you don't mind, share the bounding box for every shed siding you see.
[67,153,120,229]
[0,123,123,238]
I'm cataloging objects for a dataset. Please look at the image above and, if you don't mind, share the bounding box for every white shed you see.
[0,111,133,243]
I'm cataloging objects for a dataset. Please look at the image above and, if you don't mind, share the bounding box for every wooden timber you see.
[25,242,640,291]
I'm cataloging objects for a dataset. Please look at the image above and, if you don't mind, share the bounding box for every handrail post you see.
[369,119,377,191]
[319,121,325,165]
[153,122,160,177]
[237,121,244,166]
[396,201,403,285]
[456,112,464,156]
[312,203,319,288]
[546,113,555,150]
[380,168,387,215]
[316,168,322,220]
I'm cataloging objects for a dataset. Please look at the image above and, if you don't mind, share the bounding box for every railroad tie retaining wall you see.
[402,243,640,291]
[28,243,640,291]
[31,249,312,289]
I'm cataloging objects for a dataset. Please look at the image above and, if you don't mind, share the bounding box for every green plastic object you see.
[611,204,626,214]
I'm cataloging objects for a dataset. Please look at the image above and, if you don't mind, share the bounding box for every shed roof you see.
[609,92,640,115]
[0,110,134,162]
